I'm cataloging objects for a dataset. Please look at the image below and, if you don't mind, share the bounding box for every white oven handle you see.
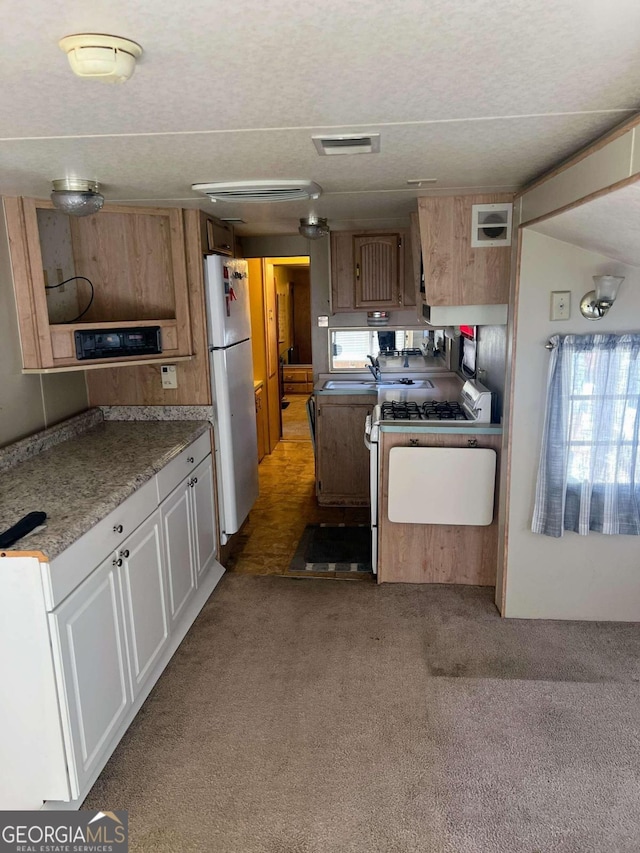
[364,414,372,451]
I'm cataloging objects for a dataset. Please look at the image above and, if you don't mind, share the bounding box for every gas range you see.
[372,379,493,425]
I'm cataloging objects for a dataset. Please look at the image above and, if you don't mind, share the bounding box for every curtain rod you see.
[545,340,556,350]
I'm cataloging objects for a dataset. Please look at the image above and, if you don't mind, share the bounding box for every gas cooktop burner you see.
[380,400,469,421]
[380,401,422,420]
[421,401,467,421]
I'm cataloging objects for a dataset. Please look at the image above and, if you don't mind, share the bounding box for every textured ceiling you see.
[1,0,639,233]
[530,182,640,267]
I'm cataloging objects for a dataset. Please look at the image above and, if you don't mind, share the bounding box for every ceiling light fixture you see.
[580,275,624,320]
[59,34,143,83]
[50,179,105,217]
[298,216,329,239]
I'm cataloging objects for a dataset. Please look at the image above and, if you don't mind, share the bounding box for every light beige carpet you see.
[84,576,640,853]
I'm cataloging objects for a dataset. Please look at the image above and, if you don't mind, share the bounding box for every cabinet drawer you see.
[45,476,159,611]
[283,369,305,383]
[283,382,308,394]
[156,430,212,503]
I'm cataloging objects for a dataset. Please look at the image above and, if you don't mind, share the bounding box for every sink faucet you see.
[403,352,410,368]
[367,355,381,381]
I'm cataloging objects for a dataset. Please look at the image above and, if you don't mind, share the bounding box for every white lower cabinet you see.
[161,479,197,625]
[161,455,218,623]
[118,510,169,700]
[3,436,225,810]
[50,555,131,798]
[192,454,218,583]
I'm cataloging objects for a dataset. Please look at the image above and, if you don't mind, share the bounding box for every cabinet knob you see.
[121,549,130,558]
[187,456,194,464]
[355,263,360,280]
[113,524,124,534]
[113,558,123,567]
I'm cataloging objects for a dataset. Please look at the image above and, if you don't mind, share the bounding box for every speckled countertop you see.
[0,419,210,561]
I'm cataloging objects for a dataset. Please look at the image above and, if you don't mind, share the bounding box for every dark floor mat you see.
[287,524,372,575]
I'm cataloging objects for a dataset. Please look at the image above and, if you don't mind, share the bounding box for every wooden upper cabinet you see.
[417,194,512,307]
[354,233,402,308]
[330,229,415,312]
[3,198,192,372]
[199,211,234,256]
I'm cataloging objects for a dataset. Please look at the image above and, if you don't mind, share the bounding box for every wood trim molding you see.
[519,173,640,229]
[496,230,524,616]
[515,112,640,200]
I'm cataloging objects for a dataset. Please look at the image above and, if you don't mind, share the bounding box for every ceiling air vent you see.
[191,180,322,203]
[312,134,381,156]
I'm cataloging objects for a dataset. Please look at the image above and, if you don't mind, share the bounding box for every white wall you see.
[0,204,88,447]
[502,229,640,620]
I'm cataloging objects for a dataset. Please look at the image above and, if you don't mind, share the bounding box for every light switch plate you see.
[161,364,178,389]
[550,290,571,321]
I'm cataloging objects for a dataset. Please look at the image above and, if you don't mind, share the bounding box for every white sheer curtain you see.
[532,333,640,537]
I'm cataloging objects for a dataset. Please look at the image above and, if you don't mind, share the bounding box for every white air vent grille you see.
[471,203,513,247]
[312,134,380,156]
[191,180,322,203]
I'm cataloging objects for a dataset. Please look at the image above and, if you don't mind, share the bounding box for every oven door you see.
[364,412,379,576]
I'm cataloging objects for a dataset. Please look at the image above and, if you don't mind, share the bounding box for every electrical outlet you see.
[161,364,178,389]
[550,290,571,321]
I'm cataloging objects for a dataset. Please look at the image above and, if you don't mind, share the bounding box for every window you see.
[532,333,640,537]
[328,329,447,371]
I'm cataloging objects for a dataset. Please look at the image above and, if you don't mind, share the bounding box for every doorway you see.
[247,256,312,453]
[224,254,369,577]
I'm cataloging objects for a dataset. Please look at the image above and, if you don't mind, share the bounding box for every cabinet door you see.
[206,219,234,256]
[161,480,197,626]
[118,510,169,699]
[417,195,511,306]
[50,555,131,796]
[190,455,218,584]
[316,397,375,505]
[354,233,403,309]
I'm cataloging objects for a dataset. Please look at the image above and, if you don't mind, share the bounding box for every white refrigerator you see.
[204,256,259,543]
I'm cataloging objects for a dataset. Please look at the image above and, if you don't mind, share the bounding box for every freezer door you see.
[204,257,252,347]
[211,341,259,538]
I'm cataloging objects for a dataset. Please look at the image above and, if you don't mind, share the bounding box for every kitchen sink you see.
[322,380,378,390]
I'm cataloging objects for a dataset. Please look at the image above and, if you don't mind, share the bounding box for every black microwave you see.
[75,326,162,360]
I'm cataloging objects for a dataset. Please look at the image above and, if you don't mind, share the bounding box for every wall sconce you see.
[580,275,624,320]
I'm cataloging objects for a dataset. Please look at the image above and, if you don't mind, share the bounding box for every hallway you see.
[224,399,369,576]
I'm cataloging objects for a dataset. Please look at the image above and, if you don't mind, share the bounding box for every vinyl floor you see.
[223,433,369,576]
